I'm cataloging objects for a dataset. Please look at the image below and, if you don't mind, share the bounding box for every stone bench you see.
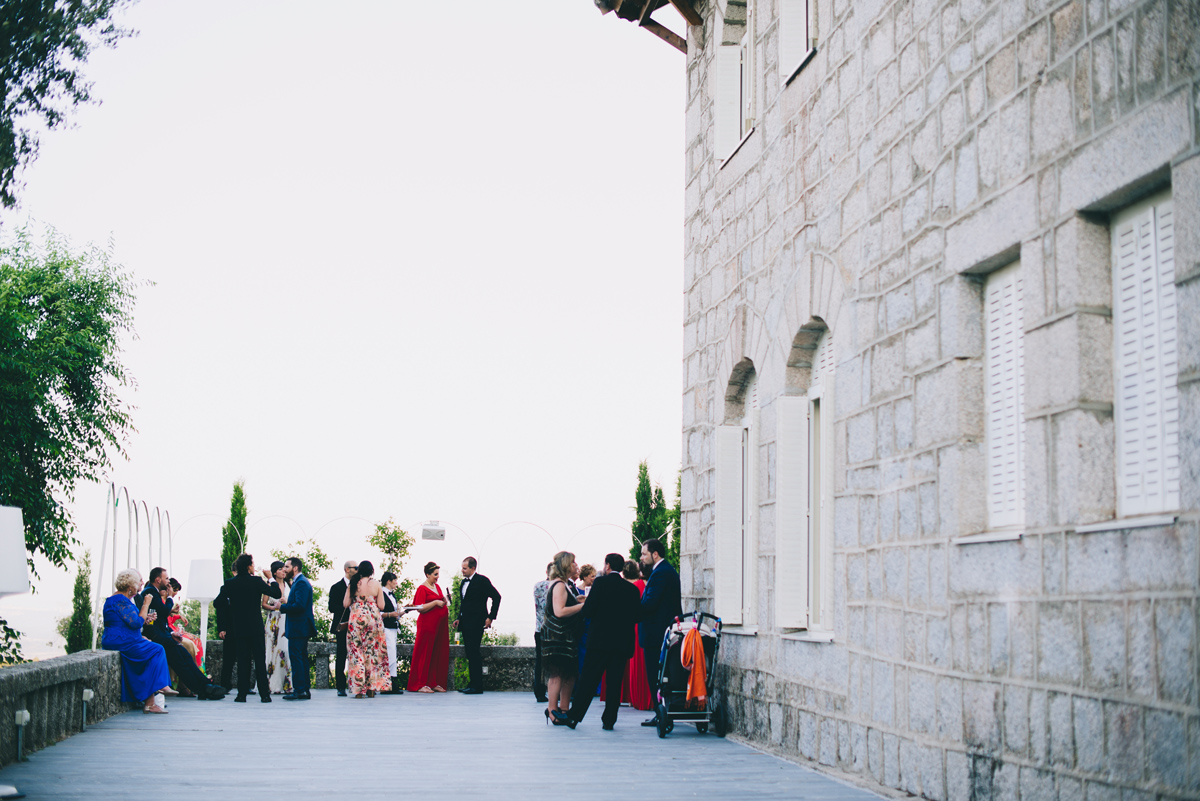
[204,641,536,691]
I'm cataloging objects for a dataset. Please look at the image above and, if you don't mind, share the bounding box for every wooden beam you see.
[666,0,703,26]
[639,0,669,24]
[641,18,687,52]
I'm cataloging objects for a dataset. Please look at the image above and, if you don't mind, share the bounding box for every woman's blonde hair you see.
[549,551,575,581]
[578,564,596,580]
[114,569,141,594]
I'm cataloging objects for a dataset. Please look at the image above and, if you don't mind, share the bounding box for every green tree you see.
[366,519,416,643]
[0,227,140,661]
[64,548,92,653]
[0,0,133,208]
[630,460,669,561]
[271,538,333,641]
[219,480,247,578]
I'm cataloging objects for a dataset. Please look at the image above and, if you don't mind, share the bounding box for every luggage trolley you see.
[651,611,726,738]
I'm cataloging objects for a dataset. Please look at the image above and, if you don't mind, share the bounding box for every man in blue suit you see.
[637,538,682,726]
[279,557,317,700]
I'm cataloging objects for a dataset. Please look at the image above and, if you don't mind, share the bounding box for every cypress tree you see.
[64,549,93,653]
[220,480,248,578]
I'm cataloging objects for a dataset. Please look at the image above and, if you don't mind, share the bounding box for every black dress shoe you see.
[460,687,484,695]
[641,717,658,727]
[602,723,615,731]
[234,695,247,703]
[337,689,347,697]
[205,685,228,700]
[260,695,271,703]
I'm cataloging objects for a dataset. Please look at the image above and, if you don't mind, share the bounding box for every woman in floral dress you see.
[342,560,391,698]
[263,561,292,695]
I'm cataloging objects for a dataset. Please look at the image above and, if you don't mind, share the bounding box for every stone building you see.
[611,0,1199,795]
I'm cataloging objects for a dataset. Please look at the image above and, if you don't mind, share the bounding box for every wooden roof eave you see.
[599,0,700,54]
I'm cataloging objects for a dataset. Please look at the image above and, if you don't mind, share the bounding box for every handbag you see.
[337,607,350,633]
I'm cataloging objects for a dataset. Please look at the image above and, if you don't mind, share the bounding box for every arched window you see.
[776,328,835,634]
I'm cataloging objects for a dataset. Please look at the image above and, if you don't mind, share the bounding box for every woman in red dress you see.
[624,560,653,710]
[406,561,449,693]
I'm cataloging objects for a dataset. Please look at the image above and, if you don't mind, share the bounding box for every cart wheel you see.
[665,719,675,734]
[656,703,669,739]
[696,722,709,734]
[712,701,727,737]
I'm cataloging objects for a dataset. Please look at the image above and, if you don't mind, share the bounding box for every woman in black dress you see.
[542,550,585,727]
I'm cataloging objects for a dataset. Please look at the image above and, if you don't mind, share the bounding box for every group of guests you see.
[100,541,678,727]
[101,567,231,713]
[532,537,682,730]
[327,556,501,698]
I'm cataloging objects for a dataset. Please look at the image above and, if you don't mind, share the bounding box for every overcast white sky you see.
[0,0,687,655]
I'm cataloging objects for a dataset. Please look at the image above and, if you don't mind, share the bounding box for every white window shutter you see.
[985,262,1025,529]
[1114,192,1179,516]
[775,395,809,628]
[714,45,742,159]
[1157,201,1180,510]
[812,331,835,387]
[714,424,745,624]
[778,0,809,79]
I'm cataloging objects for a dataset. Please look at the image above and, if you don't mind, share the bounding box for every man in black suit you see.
[638,538,682,726]
[215,553,281,702]
[452,556,501,694]
[566,553,641,730]
[328,560,357,697]
[137,568,228,700]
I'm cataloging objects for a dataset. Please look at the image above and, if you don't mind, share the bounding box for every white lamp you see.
[421,521,446,541]
[0,506,30,599]
[186,559,223,671]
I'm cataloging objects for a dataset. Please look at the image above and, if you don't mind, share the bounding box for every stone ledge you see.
[0,650,124,769]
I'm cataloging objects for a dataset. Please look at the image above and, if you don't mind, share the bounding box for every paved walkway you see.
[0,691,884,800]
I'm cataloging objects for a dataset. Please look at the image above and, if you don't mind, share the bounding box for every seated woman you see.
[102,568,174,714]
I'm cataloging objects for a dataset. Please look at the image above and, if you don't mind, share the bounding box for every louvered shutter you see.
[775,395,809,628]
[714,45,742,158]
[1114,192,1179,516]
[779,0,809,79]
[985,262,1025,529]
[714,425,745,624]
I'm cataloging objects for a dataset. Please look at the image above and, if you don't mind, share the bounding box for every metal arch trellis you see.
[90,483,175,649]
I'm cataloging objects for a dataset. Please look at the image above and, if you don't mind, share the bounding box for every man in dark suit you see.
[214,577,261,693]
[638,538,682,726]
[566,553,641,730]
[328,560,357,697]
[279,557,317,700]
[452,556,501,694]
[216,553,281,702]
[137,567,228,700]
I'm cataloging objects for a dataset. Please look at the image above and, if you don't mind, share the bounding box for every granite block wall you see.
[678,0,1200,795]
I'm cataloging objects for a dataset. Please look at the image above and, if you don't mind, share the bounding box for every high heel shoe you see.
[551,710,576,728]
[544,708,552,725]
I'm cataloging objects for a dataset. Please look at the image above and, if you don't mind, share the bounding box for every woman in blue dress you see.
[102,569,174,714]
